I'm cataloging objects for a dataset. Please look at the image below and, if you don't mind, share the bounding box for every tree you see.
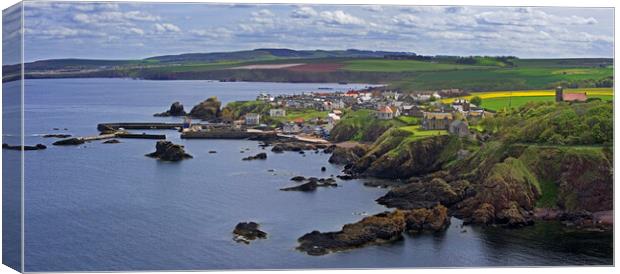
[470,96,482,107]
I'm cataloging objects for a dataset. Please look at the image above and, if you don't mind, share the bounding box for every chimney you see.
[555,86,564,102]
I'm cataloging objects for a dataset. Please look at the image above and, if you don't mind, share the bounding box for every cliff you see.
[348,102,612,228]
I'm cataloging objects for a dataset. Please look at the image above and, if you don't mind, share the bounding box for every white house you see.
[269,108,286,117]
[377,106,394,120]
[327,113,341,129]
[245,113,261,125]
[282,122,301,134]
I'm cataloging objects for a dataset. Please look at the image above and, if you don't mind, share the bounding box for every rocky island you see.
[146,141,193,161]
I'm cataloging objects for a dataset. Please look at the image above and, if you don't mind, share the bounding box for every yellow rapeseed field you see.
[441,88,613,103]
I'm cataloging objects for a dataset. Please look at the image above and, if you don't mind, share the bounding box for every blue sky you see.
[19,2,614,62]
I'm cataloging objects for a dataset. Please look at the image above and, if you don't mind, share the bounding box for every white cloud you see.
[364,5,383,12]
[124,11,160,22]
[319,10,366,26]
[154,23,181,33]
[190,27,233,39]
[291,7,317,18]
[128,27,145,35]
[251,9,274,17]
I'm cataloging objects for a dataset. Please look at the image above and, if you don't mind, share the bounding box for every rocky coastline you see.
[297,205,450,256]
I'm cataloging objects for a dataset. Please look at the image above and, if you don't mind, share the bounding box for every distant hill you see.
[144,48,415,63]
[3,48,612,92]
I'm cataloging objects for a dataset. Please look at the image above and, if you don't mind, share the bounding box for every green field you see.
[480,95,613,111]
[269,109,329,123]
[343,59,490,72]
[390,66,612,91]
[399,125,448,140]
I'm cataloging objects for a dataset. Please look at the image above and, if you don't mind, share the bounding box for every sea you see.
[1,78,613,272]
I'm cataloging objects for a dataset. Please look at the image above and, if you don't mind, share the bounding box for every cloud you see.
[190,27,233,39]
[128,27,145,35]
[154,23,181,33]
[319,10,366,25]
[291,7,317,18]
[251,9,274,17]
[364,5,383,12]
[475,8,598,27]
[20,3,614,60]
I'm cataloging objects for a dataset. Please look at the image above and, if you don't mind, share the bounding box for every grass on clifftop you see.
[399,125,448,141]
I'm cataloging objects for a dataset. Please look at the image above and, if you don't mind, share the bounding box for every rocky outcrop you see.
[102,139,120,144]
[188,97,221,120]
[296,205,451,256]
[280,177,337,191]
[43,134,72,138]
[297,211,406,256]
[242,152,267,161]
[233,222,267,244]
[377,177,465,210]
[154,101,187,117]
[404,205,451,234]
[2,143,47,151]
[270,141,322,153]
[328,145,367,165]
[146,141,192,161]
[53,138,85,146]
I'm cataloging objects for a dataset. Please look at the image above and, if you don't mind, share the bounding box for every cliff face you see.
[341,118,612,227]
[518,146,613,213]
[342,129,462,179]
[374,140,613,227]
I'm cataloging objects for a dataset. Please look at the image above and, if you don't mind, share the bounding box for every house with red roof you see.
[377,106,394,120]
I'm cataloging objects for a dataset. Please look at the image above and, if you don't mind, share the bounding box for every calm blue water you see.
[4,78,612,271]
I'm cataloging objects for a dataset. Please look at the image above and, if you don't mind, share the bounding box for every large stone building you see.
[448,120,470,137]
[421,112,454,130]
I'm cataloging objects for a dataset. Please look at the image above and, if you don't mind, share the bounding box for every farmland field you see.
[441,88,614,111]
[342,59,491,72]
[392,66,612,91]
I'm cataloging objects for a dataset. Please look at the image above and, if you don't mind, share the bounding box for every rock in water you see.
[290,176,306,182]
[146,141,192,161]
[297,211,406,256]
[2,143,47,151]
[242,152,267,161]
[280,181,319,192]
[188,97,221,120]
[43,134,72,138]
[233,222,267,244]
[154,101,187,117]
[53,138,85,146]
[102,139,121,144]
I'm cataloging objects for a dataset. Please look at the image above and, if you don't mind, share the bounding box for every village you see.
[178,88,485,141]
[178,85,590,142]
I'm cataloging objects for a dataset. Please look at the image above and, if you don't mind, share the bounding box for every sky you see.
[12,2,616,62]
